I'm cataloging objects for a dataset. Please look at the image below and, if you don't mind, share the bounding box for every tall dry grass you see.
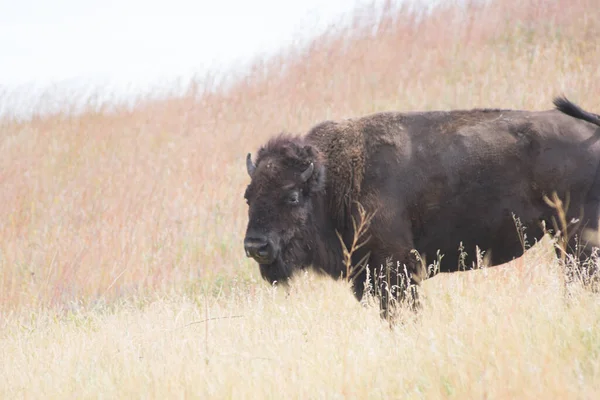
[1,0,600,396]
[2,0,598,310]
[1,247,599,398]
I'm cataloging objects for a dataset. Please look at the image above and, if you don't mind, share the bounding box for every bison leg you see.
[560,200,600,290]
[347,246,374,303]
[366,252,424,320]
[350,267,368,303]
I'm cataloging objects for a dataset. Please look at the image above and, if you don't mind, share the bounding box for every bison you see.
[243,96,600,317]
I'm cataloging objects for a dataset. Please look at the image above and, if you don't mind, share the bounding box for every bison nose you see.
[244,235,275,264]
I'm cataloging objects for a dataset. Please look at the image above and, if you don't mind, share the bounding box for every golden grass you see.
[1,0,600,397]
[2,247,599,399]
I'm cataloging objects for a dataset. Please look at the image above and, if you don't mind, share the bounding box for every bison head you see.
[243,136,326,284]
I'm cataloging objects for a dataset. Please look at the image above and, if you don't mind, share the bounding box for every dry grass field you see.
[2,0,600,398]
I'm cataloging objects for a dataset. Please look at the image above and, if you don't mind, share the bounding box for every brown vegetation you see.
[3,0,598,310]
[1,0,600,397]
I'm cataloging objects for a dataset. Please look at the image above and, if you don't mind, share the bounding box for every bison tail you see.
[553,95,600,127]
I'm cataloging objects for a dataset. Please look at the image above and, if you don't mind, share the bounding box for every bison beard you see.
[258,235,309,285]
[244,96,600,320]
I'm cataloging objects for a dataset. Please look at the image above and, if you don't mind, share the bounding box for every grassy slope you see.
[1,0,600,397]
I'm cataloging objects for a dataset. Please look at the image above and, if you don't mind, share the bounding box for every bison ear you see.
[301,144,325,192]
[311,163,326,193]
[303,144,317,158]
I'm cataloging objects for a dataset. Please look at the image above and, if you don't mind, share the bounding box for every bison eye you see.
[286,191,300,205]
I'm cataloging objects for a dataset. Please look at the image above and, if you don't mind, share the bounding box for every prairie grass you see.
[1,0,600,397]
[2,245,600,399]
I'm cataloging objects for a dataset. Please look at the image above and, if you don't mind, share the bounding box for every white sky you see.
[0,0,379,89]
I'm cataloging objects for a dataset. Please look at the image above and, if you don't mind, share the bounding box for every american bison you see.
[243,96,600,317]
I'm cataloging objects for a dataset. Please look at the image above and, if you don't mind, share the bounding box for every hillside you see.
[1,0,600,397]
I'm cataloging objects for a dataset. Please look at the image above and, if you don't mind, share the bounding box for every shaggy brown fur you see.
[304,120,367,229]
[243,96,600,318]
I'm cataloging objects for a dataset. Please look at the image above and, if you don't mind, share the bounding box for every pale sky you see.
[0,0,392,117]
[1,0,379,85]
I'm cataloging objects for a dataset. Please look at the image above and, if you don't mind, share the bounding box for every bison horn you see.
[246,153,256,177]
[300,162,314,183]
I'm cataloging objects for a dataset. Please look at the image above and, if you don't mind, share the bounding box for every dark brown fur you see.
[243,97,600,317]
